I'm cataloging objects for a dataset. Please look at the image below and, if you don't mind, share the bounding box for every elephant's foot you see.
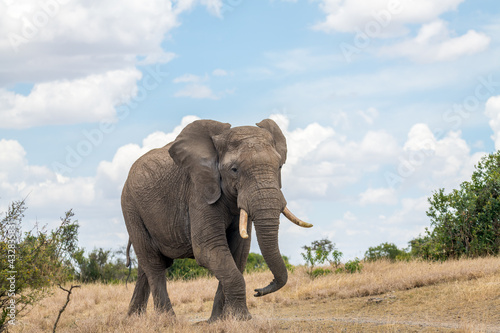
[208,307,252,323]
[127,304,147,316]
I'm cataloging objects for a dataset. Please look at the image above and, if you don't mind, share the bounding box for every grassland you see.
[11,257,500,332]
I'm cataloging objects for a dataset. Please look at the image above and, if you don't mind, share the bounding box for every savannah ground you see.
[10,257,500,332]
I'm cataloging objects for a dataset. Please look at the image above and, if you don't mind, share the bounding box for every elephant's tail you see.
[126,239,132,267]
[126,239,132,288]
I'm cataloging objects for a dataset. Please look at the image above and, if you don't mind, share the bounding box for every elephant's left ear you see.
[169,120,231,204]
[257,119,287,165]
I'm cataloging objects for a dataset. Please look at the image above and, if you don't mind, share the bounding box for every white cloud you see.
[379,20,490,62]
[271,114,335,166]
[0,138,95,211]
[403,123,437,152]
[0,0,222,128]
[0,68,142,129]
[397,123,485,192]
[359,187,398,205]
[485,95,500,150]
[0,1,187,81]
[271,113,401,199]
[360,130,400,159]
[200,0,223,17]
[314,0,464,36]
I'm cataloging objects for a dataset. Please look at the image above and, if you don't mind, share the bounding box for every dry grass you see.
[11,257,500,332]
[287,257,500,300]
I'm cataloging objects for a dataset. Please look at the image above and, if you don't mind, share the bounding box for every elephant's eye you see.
[231,167,238,173]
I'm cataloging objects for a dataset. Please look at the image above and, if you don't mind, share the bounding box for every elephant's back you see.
[123,143,188,205]
[126,143,175,187]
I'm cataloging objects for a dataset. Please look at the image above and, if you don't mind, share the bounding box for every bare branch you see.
[52,285,80,333]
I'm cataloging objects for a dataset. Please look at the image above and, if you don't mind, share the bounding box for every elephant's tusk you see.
[239,209,249,239]
[283,207,313,228]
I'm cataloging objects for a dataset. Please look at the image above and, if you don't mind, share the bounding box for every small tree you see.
[422,151,500,260]
[364,242,409,261]
[301,239,343,278]
[73,247,137,284]
[0,200,78,330]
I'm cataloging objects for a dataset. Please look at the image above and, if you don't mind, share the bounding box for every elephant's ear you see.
[256,119,287,165]
[169,120,231,204]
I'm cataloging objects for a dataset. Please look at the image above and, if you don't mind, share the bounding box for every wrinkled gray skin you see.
[121,119,289,321]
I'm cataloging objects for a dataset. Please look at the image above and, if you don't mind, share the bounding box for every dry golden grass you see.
[11,257,500,332]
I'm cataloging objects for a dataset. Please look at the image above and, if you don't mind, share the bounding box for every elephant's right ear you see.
[169,120,231,205]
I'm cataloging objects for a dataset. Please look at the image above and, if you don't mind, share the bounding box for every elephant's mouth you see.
[238,207,312,239]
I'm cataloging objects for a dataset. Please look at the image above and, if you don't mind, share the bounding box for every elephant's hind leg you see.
[123,208,175,316]
[128,265,150,315]
[148,256,175,315]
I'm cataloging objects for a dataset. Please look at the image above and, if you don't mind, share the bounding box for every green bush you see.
[420,151,500,260]
[310,268,332,278]
[166,258,211,280]
[0,200,78,330]
[73,247,136,284]
[245,253,294,273]
[301,239,344,278]
[343,258,363,274]
[245,253,267,273]
[364,242,409,262]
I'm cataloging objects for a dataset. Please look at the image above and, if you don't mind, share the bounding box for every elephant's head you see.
[169,119,312,297]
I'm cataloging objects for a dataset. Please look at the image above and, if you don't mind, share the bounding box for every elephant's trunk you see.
[253,217,288,297]
[237,168,292,297]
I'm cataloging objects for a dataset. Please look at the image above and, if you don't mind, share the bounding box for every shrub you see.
[343,258,363,274]
[310,268,332,278]
[0,200,78,330]
[166,258,211,281]
[421,151,500,260]
[364,242,409,262]
[73,247,136,284]
[245,253,267,273]
[245,253,294,274]
[301,239,344,278]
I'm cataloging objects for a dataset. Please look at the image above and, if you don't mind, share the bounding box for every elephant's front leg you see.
[210,216,253,322]
[190,203,251,321]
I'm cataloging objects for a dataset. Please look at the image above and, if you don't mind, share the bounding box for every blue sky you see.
[1,0,500,263]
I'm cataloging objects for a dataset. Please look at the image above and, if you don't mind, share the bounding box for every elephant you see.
[121,118,312,321]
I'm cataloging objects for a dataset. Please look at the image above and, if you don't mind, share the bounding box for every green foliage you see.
[244,253,294,273]
[73,247,136,284]
[0,200,79,330]
[301,238,344,278]
[166,258,211,281]
[310,267,332,278]
[420,151,500,260]
[343,258,363,274]
[364,242,410,262]
[245,253,267,273]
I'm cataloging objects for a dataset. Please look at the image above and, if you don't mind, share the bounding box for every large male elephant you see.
[121,119,312,321]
